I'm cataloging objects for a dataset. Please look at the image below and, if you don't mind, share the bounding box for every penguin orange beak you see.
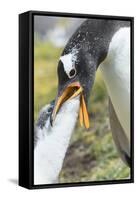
[51,82,90,129]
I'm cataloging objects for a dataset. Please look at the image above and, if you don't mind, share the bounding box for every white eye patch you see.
[60,53,76,78]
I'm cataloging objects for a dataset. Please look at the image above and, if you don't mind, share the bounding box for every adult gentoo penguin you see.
[34,19,130,184]
[51,19,131,166]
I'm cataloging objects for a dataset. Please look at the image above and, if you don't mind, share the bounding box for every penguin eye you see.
[68,68,77,78]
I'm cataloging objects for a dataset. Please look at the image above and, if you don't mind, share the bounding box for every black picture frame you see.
[19,10,134,189]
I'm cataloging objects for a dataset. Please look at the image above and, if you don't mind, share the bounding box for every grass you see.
[34,40,130,183]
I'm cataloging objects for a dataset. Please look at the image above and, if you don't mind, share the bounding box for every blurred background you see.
[34,16,130,183]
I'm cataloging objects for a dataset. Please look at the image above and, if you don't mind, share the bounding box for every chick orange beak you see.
[51,82,90,129]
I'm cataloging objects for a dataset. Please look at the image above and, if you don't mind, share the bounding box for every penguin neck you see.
[34,97,80,184]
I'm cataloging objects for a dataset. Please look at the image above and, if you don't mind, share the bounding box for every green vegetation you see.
[34,40,130,183]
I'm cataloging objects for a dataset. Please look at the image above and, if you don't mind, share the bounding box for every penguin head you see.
[58,48,96,101]
[50,47,96,129]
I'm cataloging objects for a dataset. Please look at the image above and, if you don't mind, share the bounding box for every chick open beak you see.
[51,82,90,129]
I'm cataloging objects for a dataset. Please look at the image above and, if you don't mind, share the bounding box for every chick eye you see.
[68,68,77,78]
